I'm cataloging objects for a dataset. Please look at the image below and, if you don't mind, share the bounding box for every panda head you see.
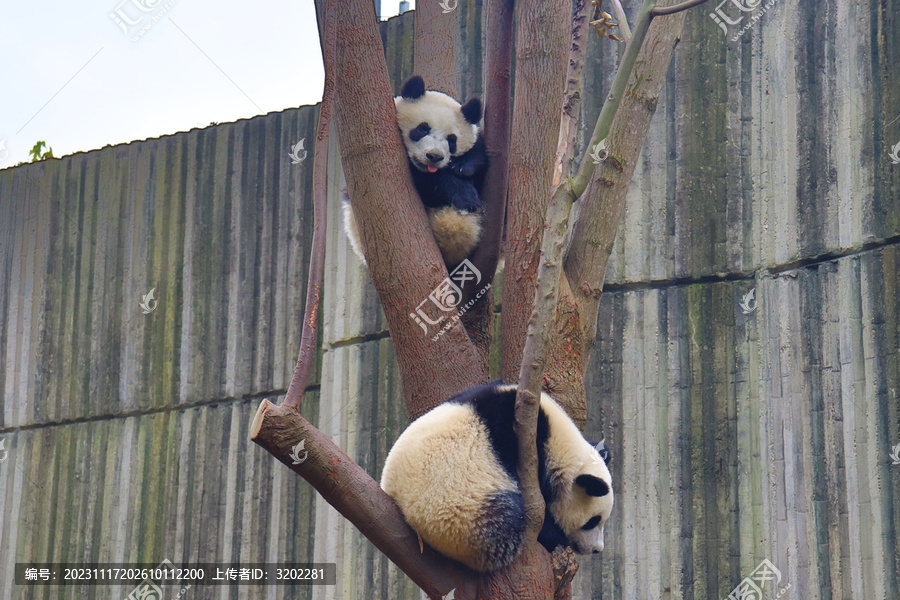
[563,441,614,555]
[541,397,614,556]
[394,75,482,174]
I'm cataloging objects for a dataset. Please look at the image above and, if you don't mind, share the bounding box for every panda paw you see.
[450,161,476,179]
[453,191,482,213]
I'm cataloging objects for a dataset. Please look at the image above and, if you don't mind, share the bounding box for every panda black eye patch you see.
[409,122,431,142]
[581,516,602,531]
[446,134,457,154]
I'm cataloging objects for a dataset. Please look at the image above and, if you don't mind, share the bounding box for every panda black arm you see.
[449,134,488,180]
[537,509,570,552]
[412,168,483,213]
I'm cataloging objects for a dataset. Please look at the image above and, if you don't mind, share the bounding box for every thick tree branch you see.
[414,0,459,96]
[323,0,487,417]
[461,0,515,365]
[250,401,472,599]
[501,0,571,383]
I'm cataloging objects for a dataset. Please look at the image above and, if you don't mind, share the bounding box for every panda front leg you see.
[432,171,483,213]
[449,137,488,180]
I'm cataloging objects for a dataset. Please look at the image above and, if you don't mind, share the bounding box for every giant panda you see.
[380,383,613,573]
[343,75,489,267]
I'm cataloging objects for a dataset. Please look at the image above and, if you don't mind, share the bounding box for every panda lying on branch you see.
[381,383,614,573]
[343,75,489,267]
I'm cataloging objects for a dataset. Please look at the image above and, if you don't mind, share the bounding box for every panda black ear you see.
[594,440,611,465]
[460,97,482,124]
[401,76,426,100]
[575,474,610,497]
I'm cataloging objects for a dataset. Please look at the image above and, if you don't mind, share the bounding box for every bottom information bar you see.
[15,563,337,586]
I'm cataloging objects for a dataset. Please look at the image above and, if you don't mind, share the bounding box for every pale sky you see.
[0,0,414,168]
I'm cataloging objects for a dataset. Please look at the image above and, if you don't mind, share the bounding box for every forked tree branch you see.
[518,0,710,422]
[533,0,699,414]
[570,0,657,198]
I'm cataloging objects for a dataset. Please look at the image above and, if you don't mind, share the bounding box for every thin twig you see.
[564,0,692,351]
[282,0,336,412]
[650,0,711,16]
[608,0,632,41]
[571,0,655,198]
[515,179,580,537]
[515,186,575,537]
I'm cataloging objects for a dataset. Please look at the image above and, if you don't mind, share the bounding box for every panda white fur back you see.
[342,203,481,267]
[380,383,613,573]
[343,75,488,268]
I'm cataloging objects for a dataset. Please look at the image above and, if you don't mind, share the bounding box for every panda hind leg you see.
[428,208,483,266]
[470,490,527,573]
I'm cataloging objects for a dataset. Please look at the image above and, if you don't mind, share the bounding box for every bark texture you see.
[500,0,572,383]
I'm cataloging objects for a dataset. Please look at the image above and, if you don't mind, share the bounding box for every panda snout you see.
[426,151,446,164]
